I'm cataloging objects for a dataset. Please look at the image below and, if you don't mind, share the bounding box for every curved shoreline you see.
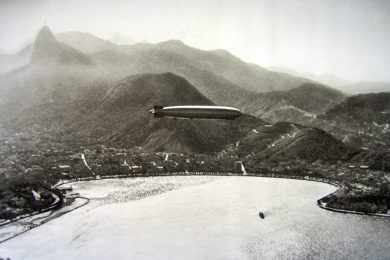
[56,172,390,218]
[1,172,388,245]
[0,196,88,244]
[2,172,388,231]
[0,187,63,228]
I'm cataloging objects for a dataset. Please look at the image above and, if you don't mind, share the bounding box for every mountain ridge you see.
[31,26,92,65]
[0,26,358,156]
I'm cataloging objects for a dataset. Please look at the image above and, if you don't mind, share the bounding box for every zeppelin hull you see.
[151,105,241,120]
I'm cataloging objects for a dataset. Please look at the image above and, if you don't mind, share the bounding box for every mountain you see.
[237,83,345,124]
[0,64,109,128]
[0,26,348,154]
[341,82,390,94]
[90,39,345,121]
[2,28,104,74]
[78,73,265,153]
[91,46,252,107]
[26,28,344,124]
[31,26,92,65]
[2,28,245,113]
[351,148,390,172]
[0,27,111,124]
[90,38,345,121]
[238,122,356,163]
[323,93,390,124]
[269,66,351,89]
[56,31,117,54]
[0,45,32,75]
[319,92,390,149]
[108,32,135,45]
[155,40,314,93]
[0,62,264,153]
[99,72,213,110]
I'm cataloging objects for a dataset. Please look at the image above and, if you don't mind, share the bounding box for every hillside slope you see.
[238,83,345,124]
[31,26,92,65]
[81,73,264,152]
[0,45,32,75]
[56,31,117,54]
[49,30,344,120]
[319,92,390,149]
[237,122,355,162]
[155,40,313,93]
[0,26,351,155]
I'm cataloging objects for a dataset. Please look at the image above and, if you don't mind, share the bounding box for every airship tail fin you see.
[150,105,164,117]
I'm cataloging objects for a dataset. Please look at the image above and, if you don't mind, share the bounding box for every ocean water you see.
[1,176,389,260]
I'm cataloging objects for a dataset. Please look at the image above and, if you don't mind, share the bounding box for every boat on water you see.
[259,212,265,219]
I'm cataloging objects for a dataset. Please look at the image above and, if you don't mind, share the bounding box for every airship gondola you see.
[150,105,241,120]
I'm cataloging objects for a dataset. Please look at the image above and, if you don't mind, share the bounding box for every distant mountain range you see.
[54,31,316,93]
[1,26,346,121]
[269,66,351,89]
[56,31,118,54]
[341,82,390,94]
[0,26,388,159]
[54,29,346,121]
[270,66,390,95]
[32,26,92,65]
[0,45,31,75]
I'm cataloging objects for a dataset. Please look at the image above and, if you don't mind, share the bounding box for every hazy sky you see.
[1,0,390,82]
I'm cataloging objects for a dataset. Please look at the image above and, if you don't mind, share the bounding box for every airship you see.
[150,105,241,120]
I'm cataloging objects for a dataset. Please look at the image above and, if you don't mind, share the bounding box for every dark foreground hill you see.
[0,27,264,153]
[236,122,356,162]
[319,92,390,149]
[1,69,265,153]
[238,83,345,124]
[323,92,390,126]
[76,73,265,153]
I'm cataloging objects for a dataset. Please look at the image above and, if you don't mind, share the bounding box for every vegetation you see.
[0,26,389,220]
[0,171,57,219]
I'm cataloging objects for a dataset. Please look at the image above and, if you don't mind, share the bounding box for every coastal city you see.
[1,127,389,220]
[1,0,390,258]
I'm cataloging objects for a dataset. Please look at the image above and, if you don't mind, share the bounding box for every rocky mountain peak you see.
[35,26,56,44]
[31,26,92,65]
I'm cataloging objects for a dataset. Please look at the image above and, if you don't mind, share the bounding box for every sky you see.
[0,0,390,83]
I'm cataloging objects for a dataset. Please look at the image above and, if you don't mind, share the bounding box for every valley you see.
[0,26,389,238]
